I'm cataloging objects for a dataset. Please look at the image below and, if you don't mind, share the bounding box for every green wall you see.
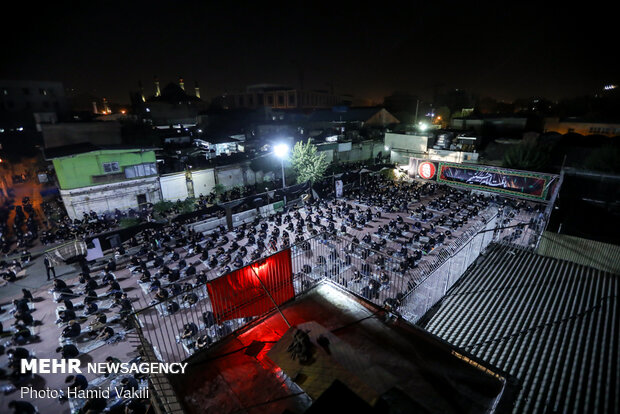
[52,149,156,189]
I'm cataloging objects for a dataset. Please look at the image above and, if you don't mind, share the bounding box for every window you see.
[102,162,120,173]
[288,92,296,106]
[39,88,47,95]
[125,162,157,178]
[277,94,285,106]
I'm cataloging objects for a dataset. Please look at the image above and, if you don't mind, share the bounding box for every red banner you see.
[206,249,294,323]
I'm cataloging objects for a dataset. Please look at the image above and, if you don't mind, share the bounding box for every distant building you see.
[385,130,479,165]
[305,107,400,130]
[544,117,620,137]
[45,143,161,219]
[131,78,208,128]
[221,84,349,110]
[0,79,69,133]
[41,121,123,149]
[451,115,529,135]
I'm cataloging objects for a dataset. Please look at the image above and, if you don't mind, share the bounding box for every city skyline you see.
[1,2,616,105]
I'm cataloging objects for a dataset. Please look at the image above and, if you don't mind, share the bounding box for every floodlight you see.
[274,143,289,158]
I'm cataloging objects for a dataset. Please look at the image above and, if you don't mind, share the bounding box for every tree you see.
[502,140,553,172]
[290,139,329,184]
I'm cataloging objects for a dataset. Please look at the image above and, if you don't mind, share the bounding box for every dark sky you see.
[1,2,615,105]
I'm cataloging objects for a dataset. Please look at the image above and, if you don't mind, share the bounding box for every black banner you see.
[437,163,558,201]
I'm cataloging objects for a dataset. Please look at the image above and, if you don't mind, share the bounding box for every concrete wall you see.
[160,172,188,201]
[189,201,285,234]
[191,169,216,197]
[385,133,428,153]
[216,165,246,189]
[427,149,479,163]
[60,176,161,219]
[336,140,383,163]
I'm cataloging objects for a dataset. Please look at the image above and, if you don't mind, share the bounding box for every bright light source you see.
[274,143,289,158]
[418,122,428,131]
[384,145,390,151]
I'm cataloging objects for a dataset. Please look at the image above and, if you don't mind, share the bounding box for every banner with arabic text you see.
[437,162,559,201]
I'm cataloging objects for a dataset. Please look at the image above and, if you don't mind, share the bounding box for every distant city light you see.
[604,84,617,90]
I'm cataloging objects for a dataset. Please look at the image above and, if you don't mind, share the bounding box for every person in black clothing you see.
[166,301,180,314]
[12,327,32,345]
[44,256,56,280]
[21,289,33,302]
[12,298,29,314]
[65,374,88,391]
[61,320,81,338]
[180,322,198,340]
[13,310,34,326]
[78,395,107,414]
[85,301,98,315]
[52,278,67,291]
[56,309,76,324]
[56,344,79,359]
[7,347,30,371]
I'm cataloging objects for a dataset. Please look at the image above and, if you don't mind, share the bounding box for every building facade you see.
[48,145,161,219]
[221,84,348,110]
[544,117,620,137]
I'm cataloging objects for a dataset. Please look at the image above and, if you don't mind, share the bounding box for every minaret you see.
[194,81,201,99]
[179,76,185,91]
[138,80,145,102]
[154,76,161,97]
[102,98,110,114]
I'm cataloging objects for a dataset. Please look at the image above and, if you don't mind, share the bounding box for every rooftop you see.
[44,142,159,159]
[421,242,619,414]
[170,282,514,414]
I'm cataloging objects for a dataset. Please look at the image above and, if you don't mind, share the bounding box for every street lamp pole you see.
[274,143,290,207]
[280,157,287,206]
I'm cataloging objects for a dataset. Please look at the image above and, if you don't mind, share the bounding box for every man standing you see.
[44,256,56,280]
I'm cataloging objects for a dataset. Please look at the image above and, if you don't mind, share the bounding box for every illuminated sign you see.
[418,161,436,179]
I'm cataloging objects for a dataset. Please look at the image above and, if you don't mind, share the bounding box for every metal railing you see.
[123,197,556,413]
[126,205,507,365]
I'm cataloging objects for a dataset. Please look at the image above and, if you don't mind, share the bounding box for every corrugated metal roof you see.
[422,243,619,414]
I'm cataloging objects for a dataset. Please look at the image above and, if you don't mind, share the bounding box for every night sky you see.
[1,2,615,105]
